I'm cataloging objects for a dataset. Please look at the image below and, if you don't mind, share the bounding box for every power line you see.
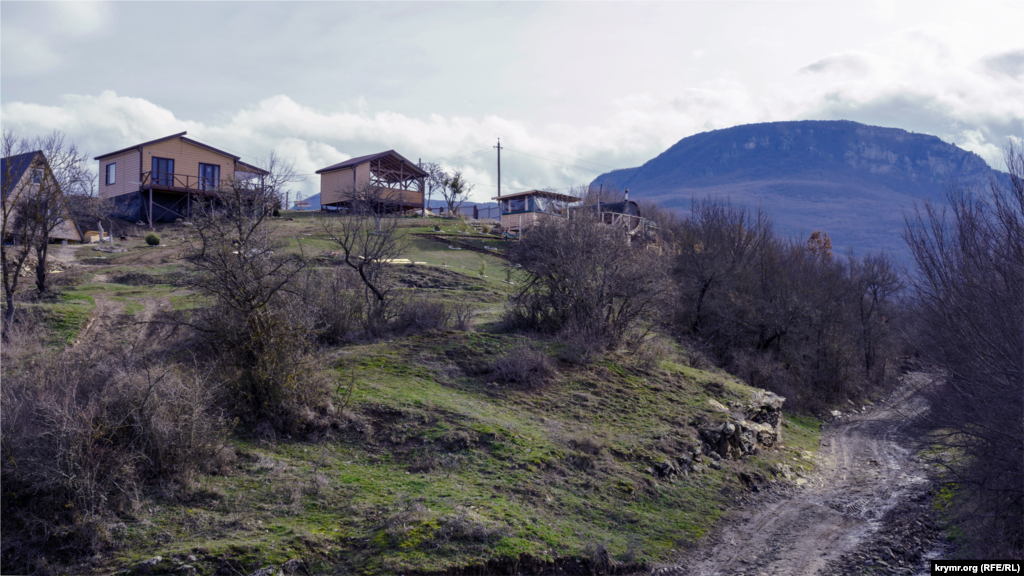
[502,147,611,174]
[507,142,621,170]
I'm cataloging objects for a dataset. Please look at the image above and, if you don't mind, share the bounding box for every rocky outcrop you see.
[697,390,785,460]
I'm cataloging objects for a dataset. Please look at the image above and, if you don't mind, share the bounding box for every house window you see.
[105,163,116,185]
[198,163,220,190]
[32,168,44,184]
[152,157,174,186]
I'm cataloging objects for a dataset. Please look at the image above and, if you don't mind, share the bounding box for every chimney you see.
[624,188,629,201]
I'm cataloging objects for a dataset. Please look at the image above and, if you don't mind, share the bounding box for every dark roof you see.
[598,200,640,216]
[492,189,582,203]
[315,150,429,178]
[94,132,187,160]
[2,150,43,198]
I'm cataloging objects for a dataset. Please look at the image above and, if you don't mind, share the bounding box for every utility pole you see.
[494,138,503,199]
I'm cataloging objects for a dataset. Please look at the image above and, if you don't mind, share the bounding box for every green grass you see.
[104,332,820,575]
[42,292,95,345]
[11,217,824,575]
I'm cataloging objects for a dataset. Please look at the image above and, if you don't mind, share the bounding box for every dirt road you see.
[656,373,943,576]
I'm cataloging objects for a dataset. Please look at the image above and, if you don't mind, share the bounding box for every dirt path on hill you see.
[74,290,175,350]
[654,373,945,576]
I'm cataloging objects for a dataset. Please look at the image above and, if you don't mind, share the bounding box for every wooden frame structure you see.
[493,190,582,232]
[94,132,269,227]
[317,150,427,213]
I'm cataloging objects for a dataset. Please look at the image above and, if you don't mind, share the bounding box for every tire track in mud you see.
[652,374,935,576]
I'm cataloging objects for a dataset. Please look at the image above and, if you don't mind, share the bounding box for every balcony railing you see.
[140,171,232,193]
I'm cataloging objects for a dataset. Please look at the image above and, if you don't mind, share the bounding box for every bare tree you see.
[905,141,1024,556]
[439,169,474,216]
[317,191,408,337]
[30,132,93,294]
[421,161,446,216]
[181,154,322,427]
[2,132,37,339]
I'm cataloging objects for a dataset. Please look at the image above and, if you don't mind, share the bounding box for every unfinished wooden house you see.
[2,150,83,243]
[316,151,427,213]
[94,132,269,225]
[494,190,581,233]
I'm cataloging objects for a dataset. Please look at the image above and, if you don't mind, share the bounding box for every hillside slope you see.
[592,120,1006,256]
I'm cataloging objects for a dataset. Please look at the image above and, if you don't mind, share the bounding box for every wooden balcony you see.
[140,171,234,195]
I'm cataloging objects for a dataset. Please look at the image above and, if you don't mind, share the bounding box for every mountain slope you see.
[592,120,1006,256]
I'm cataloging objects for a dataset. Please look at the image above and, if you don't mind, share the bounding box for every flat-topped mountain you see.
[592,120,1007,256]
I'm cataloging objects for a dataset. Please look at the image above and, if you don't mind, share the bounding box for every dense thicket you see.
[505,211,668,356]
[906,143,1024,557]
[667,199,903,410]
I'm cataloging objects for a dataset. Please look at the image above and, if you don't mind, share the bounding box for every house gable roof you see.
[492,189,582,203]
[94,132,188,160]
[2,150,43,198]
[316,150,429,178]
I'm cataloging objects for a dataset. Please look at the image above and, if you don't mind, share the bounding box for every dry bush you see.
[390,297,452,334]
[490,345,556,389]
[0,313,44,363]
[556,328,606,365]
[293,268,363,344]
[628,335,672,371]
[505,211,668,350]
[0,344,227,569]
[450,301,474,331]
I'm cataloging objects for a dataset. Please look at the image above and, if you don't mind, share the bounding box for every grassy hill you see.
[2,213,819,576]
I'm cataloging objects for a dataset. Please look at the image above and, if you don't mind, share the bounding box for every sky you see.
[2,1,1022,203]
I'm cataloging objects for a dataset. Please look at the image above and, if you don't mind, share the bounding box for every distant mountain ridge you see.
[592,120,1007,256]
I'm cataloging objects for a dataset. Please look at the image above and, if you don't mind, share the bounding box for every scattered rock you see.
[135,557,163,574]
[248,566,283,576]
[281,559,303,574]
[696,391,786,460]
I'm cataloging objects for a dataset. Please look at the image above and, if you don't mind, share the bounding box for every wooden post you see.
[149,188,153,229]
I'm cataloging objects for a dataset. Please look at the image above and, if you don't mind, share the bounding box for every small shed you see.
[83,230,107,243]
[493,190,581,232]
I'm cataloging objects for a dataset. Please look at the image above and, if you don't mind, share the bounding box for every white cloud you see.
[2,21,1021,199]
[1,2,112,73]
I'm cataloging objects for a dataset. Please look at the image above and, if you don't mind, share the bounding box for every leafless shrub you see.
[490,345,556,389]
[391,297,452,334]
[178,162,333,432]
[0,344,227,567]
[316,192,409,337]
[430,510,507,547]
[505,210,668,350]
[628,335,672,371]
[556,328,606,365]
[567,434,605,455]
[293,267,363,344]
[450,301,474,331]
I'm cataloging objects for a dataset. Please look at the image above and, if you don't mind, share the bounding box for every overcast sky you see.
[2,1,1022,202]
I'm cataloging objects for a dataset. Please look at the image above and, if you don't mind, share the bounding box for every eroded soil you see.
[655,373,946,576]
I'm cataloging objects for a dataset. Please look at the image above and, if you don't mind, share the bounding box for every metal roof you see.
[315,150,429,178]
[492,190,582,203]
[1,150,43,198]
